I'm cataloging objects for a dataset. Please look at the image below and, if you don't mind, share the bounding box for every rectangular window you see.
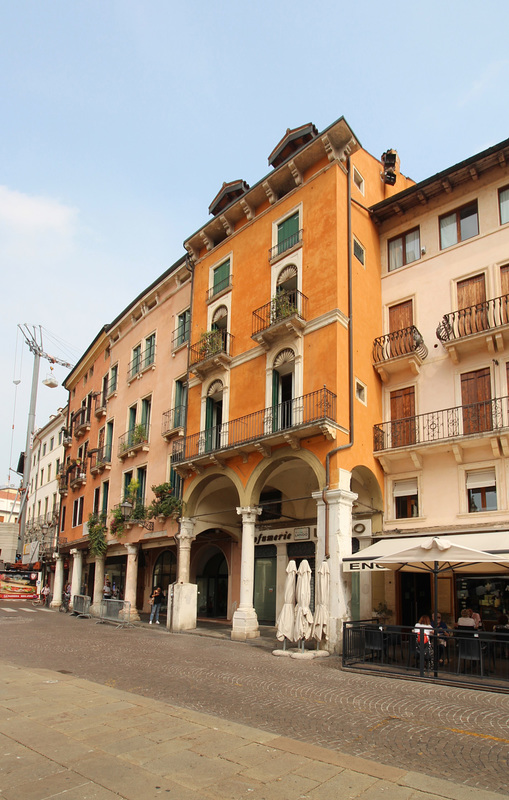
[136,466,147,506]
[174,378,187,428]
[277,212,300,255]
[61,505,66,532]
[353,167,364,195]
[388,228,420,271]
[130,345,142,379]
[109,364,118,395]
[467,469,497,512]
[212,260,230,296]
[439,201,478,249]
[102,480,109,516]
[144,333,156,368]
[56,458,61,475]
[58,430,63,445]
[169,462,183,499]
[40,469,44,485]
[47,464,51,482]
[50,437,54,451]
[42,443,47,457]
[123,471,133,501]
[175,309,190,347]
[72,496,84,527]
[499,186,509,225]
[353,238,365,265]
[394,478,419,518]
[93,487,100,515]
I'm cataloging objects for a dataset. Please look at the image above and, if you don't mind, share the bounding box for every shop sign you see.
[0,571,40,599]
[342,561,390,573]
[254,527,317,545]
[294,527,310,541]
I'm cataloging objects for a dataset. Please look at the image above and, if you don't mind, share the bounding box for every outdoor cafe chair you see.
[455,634,484,676]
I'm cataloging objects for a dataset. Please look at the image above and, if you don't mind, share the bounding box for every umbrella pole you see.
[433,562,438,678]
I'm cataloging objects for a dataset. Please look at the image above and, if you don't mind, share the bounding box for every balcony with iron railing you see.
[90,444,112,474]
[252,289,308,346]
[372,325,428,383]
[94,390,107,417]
[118,423,150,458]
[128,346,156,382]
[436,294,509,363]
[269,229,303,261]
[172,387,337,471]
[68,462,87,489]
[206,274,233,302]
[189,331,234,377]
[374,396,509,462]
[58,473,69,495]
[161,405,186,440]
[106,374,118,398]
[73,407,91,439]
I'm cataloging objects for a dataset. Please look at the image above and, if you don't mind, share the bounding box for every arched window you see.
[205,379,223,452]
[272,348,295,431]
[276,264,297,293]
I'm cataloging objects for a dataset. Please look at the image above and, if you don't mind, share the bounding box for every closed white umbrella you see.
[275,560,297,644]
[294,559,313,645]
[312,560,330,645]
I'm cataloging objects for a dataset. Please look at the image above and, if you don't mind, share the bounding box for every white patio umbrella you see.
[294,559,313,647]
[312,560,330,647]
[275,560,297,645]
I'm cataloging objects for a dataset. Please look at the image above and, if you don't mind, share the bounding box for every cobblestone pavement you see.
[1,602,508,795]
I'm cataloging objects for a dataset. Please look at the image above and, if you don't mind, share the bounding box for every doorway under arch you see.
[152,550,177,596]
[196,550,228,618]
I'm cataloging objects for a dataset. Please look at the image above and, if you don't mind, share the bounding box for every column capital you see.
[177,517,196,542]
[53,552,63,560]
[125,543,139,557]
[236,506,261,524]
[70,548,82,558]
[312,488,357,506]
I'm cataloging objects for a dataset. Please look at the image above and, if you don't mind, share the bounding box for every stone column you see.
[231,506,261,641]
[176,517,196,583]
[171,518,197,632]
[69,548,83,610]
[50,554,64,608]
[313,473,357,654]
[124,543,140,621]
[91,554,106,616]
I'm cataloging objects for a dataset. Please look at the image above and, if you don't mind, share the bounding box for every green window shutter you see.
[129,407,137,430]
[205,397,214,452]
[272,370,280,432]
[277,213,299,251]
[213,260,230,294]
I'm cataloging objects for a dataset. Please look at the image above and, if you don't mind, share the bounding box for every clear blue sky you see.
[2,0,509,483]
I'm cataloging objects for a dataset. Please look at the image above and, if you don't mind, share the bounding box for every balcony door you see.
[390,386,416,447]
[205,381,223,452]
[389,300,413,356]
[461,368,492,434]
[457,274,487,335]
[501,265,509,323]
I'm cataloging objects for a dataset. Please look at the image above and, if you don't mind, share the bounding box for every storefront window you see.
[153,550,177,596]
[456,576,509,626]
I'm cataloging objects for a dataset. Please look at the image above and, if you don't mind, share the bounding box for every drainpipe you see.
[323,155,354,558]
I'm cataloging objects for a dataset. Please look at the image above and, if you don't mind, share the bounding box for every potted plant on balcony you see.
[110,506,125,537]
[87,513,108,556]
[198,329,223,359]
[147,482,182,521]
[131,423,147,447]
[271,291,297,324]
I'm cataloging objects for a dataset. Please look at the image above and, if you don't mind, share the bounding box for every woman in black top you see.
[149,586,163,625]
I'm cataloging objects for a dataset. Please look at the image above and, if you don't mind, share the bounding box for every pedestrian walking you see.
[149,587,163,625]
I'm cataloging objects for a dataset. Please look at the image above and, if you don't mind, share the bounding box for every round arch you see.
[245,447,325,507]
[183,465,247,513]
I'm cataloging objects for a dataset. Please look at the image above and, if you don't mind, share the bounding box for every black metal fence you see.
[252,289,308,336]
[173,387,336,461]
[374,396,508,451]
[343,621,509,691]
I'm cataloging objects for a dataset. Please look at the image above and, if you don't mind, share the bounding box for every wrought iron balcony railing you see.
[118,424,150,457]
[72,406,91,437]
[68,463,87,487]
[172,327,190,351]
[189,331,234,368]
[128,347,156,381]
[90,445,112,471]
[436,294,509,343]
[94,391,107,414]
[162,405,186,438]
[106,374,118,397]
[374,396,508,452]
[269,229,303,260]
[252,289,308,336]
[372,325,428,363]
[206,274,233,301]
[172,387,336,462]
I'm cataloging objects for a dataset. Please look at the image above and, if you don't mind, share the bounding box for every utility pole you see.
[17,325,74,557]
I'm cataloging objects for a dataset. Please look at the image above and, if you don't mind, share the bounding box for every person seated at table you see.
[431,612,449,664]
[413,615,434,666]
[457,608,475,627]
[495,613,509,629]
[467,607,482,629]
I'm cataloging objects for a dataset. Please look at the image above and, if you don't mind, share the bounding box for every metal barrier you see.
[71,594,92,619]
[96,599,134,628]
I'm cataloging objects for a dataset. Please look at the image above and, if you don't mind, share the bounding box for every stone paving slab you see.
[1,658,508,800]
